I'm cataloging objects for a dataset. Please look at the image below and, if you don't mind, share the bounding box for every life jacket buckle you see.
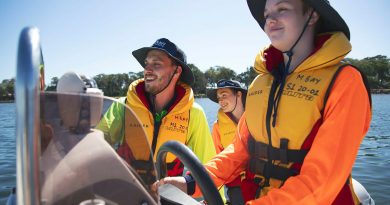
[280,138,289,164]
[253,174,266,186]
[240,171,246,181]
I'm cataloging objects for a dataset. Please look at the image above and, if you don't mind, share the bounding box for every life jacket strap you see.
[240,171,246,181]
[248,137,308,163]
[131,160,156,185]
[166,158,184,176]
[279,138,289,164]
[253,174,266,199]
[248,158,298,182]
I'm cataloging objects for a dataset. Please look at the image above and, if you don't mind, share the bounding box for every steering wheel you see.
[156,140,224,205]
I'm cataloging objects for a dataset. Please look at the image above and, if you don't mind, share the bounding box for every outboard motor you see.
[56,72,103,134]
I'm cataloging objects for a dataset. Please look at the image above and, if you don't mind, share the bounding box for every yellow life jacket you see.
[245,33,367,204]
[124,79,192,163]
[246,67,368,205]
[217,109,237,149]
[247,66,339,147]
[246,62,341,194]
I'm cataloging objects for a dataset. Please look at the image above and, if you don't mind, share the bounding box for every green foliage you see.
[128,71,144,83]
[94,73,132,97]
[0,78,15,101]
[45,77,58,91]
[204,67,218,85]
[2,55,389,101]
[188,64,207,94]
[204,66,237,86]
[345,55,390,89]
[0,86,4,98]
[237,66,258,87]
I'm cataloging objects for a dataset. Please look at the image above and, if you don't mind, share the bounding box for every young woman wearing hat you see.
[207,80,247,154]
[160,0,371,204]
[207,80,256,204]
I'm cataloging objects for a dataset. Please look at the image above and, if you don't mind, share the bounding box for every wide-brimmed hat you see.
[247,0,350,40]
[207,79,248,103]
[132,38,194,86]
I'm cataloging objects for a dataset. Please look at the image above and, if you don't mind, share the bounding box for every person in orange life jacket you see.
[207,80,247,153]
[97,38,217,179]
[158,0,372,204]
[207,79,256,204]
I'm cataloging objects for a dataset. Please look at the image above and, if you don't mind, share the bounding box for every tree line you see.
[1,55,390,101]
[43,63,258,97]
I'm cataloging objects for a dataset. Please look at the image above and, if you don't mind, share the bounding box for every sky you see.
[1,0,390,82]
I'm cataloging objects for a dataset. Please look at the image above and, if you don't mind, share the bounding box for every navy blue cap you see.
[207,79,247,103]
[132,38,194,86]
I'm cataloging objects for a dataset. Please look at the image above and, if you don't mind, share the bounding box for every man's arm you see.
[186,102,216,163]
[96,97,126,146]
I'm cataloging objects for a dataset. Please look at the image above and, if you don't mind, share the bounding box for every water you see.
[349,94,390,204]
[0,95,389,204]
[0,103,16,205]
[196,95,390,204]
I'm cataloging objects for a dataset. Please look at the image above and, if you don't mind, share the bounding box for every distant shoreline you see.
[0,90,389,103]
[0,100,14,103]
[371,89,390,94]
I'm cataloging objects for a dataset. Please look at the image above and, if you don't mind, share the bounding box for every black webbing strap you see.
[248,158,298,182]
[323,64,372,114]
[248,137,308,163]
[131,160,156,185]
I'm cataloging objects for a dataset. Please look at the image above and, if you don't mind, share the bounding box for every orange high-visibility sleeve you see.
[193,114,251,197]
[247,67,371,204]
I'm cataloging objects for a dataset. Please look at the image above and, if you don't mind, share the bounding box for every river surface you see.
[0,94,389,204]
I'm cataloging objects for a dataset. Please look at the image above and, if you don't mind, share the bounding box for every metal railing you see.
[15,27,42,205]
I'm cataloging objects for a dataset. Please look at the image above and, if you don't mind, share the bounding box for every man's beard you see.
[144,70,176,95]
[145,77,167,95]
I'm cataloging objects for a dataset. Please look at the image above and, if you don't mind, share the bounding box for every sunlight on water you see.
[0,103,16,204]
[0,95,389,203]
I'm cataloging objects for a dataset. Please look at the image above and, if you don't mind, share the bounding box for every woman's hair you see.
[301,0,322,36]
[230,88,247,109]
[302,0,310,14]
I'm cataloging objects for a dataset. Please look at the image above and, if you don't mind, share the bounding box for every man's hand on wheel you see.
[155,176,187,193]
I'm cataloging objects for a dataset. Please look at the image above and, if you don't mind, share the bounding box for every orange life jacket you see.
[245,64,370,204]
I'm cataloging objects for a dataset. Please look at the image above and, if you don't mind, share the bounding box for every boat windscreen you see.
[39,92,159,205]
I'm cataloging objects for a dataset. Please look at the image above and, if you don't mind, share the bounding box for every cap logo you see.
[218,80,236,87]
[154,40,166,48]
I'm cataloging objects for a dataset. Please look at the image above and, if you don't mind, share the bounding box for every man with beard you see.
[97,38,216,179]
